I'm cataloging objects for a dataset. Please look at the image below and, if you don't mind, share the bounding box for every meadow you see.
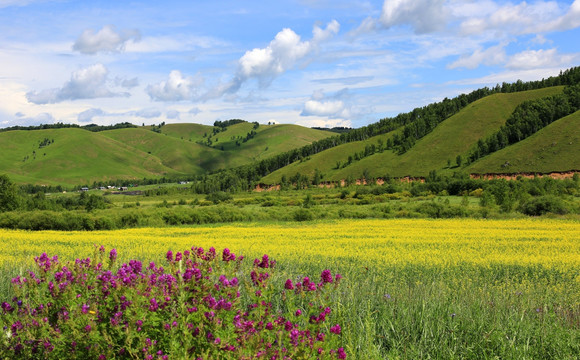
[1,218,579,358]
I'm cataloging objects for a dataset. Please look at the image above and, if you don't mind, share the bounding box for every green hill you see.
[1,69,579,187]
[101,128,216,174]
[0,122,334,185]
[466,110,580,174]
[261,86,568,183]
[156,123,213,143]
[0,128,176,185]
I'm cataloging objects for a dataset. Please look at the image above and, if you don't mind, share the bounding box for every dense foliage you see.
[0,172,578,231]
[1,247,345,359]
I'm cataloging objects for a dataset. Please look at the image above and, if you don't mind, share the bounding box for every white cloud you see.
[146,70,204,101]
[505,48,576,70]
[539,0,580,32]
[124,35,224,53]
[166,110,180,119]
[78,108,105,123]
[459,1,566,36]
[447,67,565,86]
[448,42,507,69]
[302,99,349,118]
[2,112,56,127]
[26,64,128,104]
[132,108,162,119]
[73,25,141,54]
[116,77,139,89]
[223,20,340,94]
[301,88,353,119]
[188,107,201,115]
[380,0,447,34]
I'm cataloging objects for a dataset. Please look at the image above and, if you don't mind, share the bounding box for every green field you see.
[1,218,578,359]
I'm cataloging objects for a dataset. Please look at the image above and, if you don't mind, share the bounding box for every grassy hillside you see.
[0,123,333,185]
[1,82,576,187]
[0,128,176,185]
[466,110,580,173]
[262,86,566,183]
[101,128,217,174]
[156,123,213,143]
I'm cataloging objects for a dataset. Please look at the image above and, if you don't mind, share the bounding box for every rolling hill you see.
[261,86,570,183]
[1,69,578,187]
[0,128,177,185]
[0,123,334,185]
[465,110,580,174]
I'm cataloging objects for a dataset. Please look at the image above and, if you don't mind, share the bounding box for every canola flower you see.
[0,218,578,272]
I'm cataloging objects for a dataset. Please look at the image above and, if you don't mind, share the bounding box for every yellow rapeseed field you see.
[0,219,578,273]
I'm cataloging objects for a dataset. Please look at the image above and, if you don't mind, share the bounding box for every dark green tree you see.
[0,175,22,212]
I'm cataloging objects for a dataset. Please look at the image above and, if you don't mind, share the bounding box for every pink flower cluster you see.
[1,246,346,359]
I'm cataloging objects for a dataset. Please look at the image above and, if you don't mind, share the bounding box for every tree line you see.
[189,67,580,193]
[0,122,137,133]
[469,84,580,162]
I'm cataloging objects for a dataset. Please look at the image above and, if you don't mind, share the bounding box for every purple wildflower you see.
[321,269,333,283]
[109,248,117,262]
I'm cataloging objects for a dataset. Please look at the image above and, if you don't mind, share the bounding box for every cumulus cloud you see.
[539,0,580,32]
[78,108,105,123]
[214,20,339,96]
[26,65,117,104]
[73,25,141,54]
[505,48,576,70]
[459,1,566,36]
[146,70,204,101]
[448,43,507,69]
[301,88,352,119]
[380,0,447,34]
[116,77,139,89]
[26,64,128,104]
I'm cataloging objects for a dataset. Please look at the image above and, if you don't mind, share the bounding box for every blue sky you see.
[1,0,579,129]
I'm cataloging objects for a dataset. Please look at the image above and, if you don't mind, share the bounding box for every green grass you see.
[262,87,567,183]
[156,123,213,142]
[0,128,176,185]
[0,123,333,185]
[466,110,580,174]
[101,128,217,174]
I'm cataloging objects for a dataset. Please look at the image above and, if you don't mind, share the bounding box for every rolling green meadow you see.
[1,72,579,358]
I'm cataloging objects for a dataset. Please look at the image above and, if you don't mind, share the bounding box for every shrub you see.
[206,191,233,204]
[519,195,569,216]
[294,208,314,221]
[1,247,346,359]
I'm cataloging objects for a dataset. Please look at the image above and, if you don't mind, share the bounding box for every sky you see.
[0,0,579,129]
